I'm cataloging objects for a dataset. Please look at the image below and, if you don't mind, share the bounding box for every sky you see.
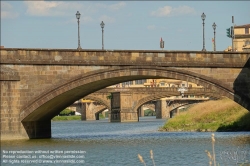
[1,1,250,51]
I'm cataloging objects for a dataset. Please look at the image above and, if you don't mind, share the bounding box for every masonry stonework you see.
[0,48,249,139]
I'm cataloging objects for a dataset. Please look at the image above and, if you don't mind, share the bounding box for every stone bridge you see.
[0,48,249,139]
[70,101,106,120]
[71,87,214,120]
[83,87,216,120]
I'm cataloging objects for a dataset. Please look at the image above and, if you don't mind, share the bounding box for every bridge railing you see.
[94,87,214,93]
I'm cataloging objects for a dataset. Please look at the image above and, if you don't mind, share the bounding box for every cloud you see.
[1,2,19,19]
[1,1,12,10]
[95,2,126,11]
[151,5,196,17]
[1,11,19,19]
[108,2,126,11]
[23,1,125,24]
[82,16,94,23]
[99,15,115,23]
[147,25,156,30]
[23,1,82,17]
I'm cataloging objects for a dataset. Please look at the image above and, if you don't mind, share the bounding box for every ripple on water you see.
[1,118,250,166]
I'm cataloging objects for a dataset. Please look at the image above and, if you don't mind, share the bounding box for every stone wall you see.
[0,48,249,139]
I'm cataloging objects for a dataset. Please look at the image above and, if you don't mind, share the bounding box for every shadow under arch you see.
[95,108,108,120]
[169,103,199,118]
[19,66,238,138]
[233,57,250,110]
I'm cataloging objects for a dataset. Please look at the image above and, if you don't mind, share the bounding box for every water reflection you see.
[1,117,250,166]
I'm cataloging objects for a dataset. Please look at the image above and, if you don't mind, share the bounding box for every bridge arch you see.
[95,108,108,120]
[133,91,221,113]
[169,103,197,118]
[20,66,241,123]
[82,95,110,111]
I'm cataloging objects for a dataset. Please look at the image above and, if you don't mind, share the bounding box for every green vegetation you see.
[52,108,106,121]
[52,115,81,121]
[161,97,250,132]
[99,113,105,119]
[106,93,112,100]
[52,109,79,121]
[144,109,156,116]
[58,109,75,116]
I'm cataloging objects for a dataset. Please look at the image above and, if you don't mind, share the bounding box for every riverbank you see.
[52,115,81,121]
[52,114,106,121]
[160,97,250,132]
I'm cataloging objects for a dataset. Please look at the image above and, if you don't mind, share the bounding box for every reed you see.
[150,150,156,166]
[138,154,146,166]
[138,150,156,166]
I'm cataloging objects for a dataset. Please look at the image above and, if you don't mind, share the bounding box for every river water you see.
[1,117,250,166]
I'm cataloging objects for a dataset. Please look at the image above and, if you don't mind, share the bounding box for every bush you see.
[59,109,75,116]
[144,109,156,116]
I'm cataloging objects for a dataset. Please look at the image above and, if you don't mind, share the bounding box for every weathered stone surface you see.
[0,66,20,81]
[0,48,249,140]
[1,49,250,67]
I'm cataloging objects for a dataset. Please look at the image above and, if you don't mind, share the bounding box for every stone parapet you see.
[1,49,249,67]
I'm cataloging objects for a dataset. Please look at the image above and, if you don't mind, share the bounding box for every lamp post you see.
[201,12,206,51]
[100,21,105,50]
[212,22,216,51]
[178,87,188,98]
[76,11,81,50]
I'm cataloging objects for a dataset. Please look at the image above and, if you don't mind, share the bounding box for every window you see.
[160,82,165,86]
[135,79,146,85]
[245,40,250,45]
[122,82,126,87]
[122,81,133,87]
[135,80,141,84]
[245,28,249,34]
[128,81,133,85]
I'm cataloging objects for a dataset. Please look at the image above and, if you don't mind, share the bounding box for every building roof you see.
[234,24,250,28]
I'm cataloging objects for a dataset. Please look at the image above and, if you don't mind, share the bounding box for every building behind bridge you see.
[225,23,250,52]
[109,79,203,88]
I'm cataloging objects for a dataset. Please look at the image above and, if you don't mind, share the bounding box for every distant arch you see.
[20,66,236,122]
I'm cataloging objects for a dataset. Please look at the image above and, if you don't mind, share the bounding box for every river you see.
[1,117,250,166]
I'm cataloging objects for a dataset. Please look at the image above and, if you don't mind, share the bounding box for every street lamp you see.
[201,12,206,51]
[100,21,105,50]
[178,87,188,98]
[212,22,217,51]
[76,11,81,50]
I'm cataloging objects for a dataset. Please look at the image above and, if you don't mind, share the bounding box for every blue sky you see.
[1,1,250,51]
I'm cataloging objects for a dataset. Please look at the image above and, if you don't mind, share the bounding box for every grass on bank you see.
[161,97,250,132]
[52,115,81,121]
[52,111,106,121]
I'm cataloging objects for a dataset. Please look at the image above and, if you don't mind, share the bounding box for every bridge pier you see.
[138,106,144,117]
[22,121,51,139]
[110,92,138,122]
[95,113,99,120]
[155,99,168,119]
[76,102,96,121]
[170,107,184,118]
